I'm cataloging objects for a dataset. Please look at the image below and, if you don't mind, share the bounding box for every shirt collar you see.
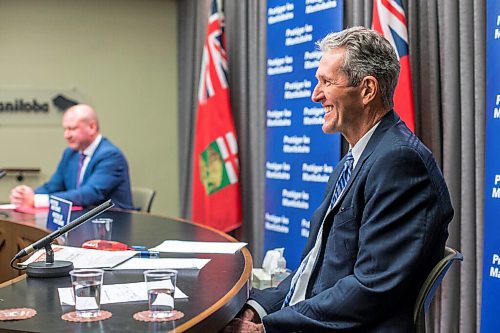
[350,122,380,169]
[82,134,102,158]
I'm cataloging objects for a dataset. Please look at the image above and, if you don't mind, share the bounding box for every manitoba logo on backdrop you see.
[0,88,85,125]
[199,132,238,195]
[0,99,49,112]
[0,93,78,113]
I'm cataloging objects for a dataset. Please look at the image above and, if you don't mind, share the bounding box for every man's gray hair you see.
[317,26,400,109]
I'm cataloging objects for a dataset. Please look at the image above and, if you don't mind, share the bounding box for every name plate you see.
[46,196,73,231]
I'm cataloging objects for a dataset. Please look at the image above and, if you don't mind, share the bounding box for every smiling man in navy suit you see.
[225,27,453,333]
[10,104,134,210]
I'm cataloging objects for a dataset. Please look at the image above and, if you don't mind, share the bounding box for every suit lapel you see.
[306,160,345,243]
[326,110,400,213]
[70,152,80,189]
[356,110,399,166]
[81,138,105,184]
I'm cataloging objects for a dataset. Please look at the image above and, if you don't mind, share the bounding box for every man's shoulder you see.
[61,147,78,159]
[378,122,432,158]
[98,137,116,148]
[93,137,128,167]
[96,137,124,155]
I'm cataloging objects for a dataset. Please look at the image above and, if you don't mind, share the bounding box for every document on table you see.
[112,258,210,270]
[149,240,247,254]
[0,203,16,210]
[58,281,188,306]
[20,245,136,269]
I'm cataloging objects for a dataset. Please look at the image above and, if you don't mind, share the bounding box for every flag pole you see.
[216,0,224,27]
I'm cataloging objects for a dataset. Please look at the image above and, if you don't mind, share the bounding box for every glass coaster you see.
[133,310,184,322]
[0,308,36,321]
[61,310,112,322]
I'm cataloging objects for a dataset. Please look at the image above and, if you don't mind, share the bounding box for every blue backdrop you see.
[481,1,500,332]
[264,0,343,270]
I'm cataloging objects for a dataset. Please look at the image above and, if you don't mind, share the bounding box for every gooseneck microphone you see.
[0,169,6,179]
[12,199,114,278]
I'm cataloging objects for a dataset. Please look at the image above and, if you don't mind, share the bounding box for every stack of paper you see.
[21,245,136,269]
[149,240,247,254]
[112,258,210,270]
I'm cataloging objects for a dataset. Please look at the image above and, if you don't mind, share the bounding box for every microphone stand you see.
[0,170,8,218]
[11,199,114,278]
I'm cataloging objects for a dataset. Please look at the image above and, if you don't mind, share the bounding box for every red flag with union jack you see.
[192,0,242,232]
[372,0,415,132]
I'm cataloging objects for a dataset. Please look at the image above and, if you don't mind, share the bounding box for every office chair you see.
[414,246,463,333]
[131,186,156,213]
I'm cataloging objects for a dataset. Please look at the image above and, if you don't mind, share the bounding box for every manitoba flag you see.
[192,0,242,232]
[372,0,415,132]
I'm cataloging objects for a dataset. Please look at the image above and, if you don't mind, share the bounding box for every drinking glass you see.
[143,269,178,318]
[92,218,113,240]
[69,269,104,318]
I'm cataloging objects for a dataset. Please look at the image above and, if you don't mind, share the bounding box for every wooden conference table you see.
[0,209,252,332]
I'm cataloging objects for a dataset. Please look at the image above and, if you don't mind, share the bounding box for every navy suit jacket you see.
[35,137,134,210]
[250,111,454,333]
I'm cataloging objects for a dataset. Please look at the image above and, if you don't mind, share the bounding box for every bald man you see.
[10,104,134,210]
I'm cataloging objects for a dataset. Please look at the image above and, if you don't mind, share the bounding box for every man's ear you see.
[360,76,378,105]
[88,120,98,133]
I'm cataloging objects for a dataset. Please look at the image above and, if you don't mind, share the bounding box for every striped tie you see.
[330,150,354,208]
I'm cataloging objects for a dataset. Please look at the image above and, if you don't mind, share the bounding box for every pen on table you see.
[135,251,160,258]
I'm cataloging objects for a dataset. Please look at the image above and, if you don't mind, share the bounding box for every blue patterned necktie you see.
[330,150,354,208]
[76,153,86,187]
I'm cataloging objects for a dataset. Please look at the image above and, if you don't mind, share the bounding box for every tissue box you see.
[252,268,272,289]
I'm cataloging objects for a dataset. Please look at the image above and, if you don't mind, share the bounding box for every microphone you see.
[12,199,114,278]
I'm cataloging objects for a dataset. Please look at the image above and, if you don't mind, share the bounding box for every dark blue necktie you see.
[76,153,86,187]
[330,150,354,208]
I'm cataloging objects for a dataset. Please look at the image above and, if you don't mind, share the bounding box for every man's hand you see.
[223,306,264,333]
[223,318,264,333]
[238,307,260,322]
[10,185,35,207]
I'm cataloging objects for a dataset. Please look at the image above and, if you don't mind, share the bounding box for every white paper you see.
[0,203,16,210]
[149,240,247,254]
[112,258,210,270]
[147,280,175,291]
[75,297,98,310]
[21,245,136,269]
[58,282,188,306]
[153,293,174,308]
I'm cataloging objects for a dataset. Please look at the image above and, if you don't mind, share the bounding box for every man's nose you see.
[311,83,323,103]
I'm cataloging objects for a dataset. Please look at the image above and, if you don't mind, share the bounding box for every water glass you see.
[92,218,113,240]
[70,269,104,318]
[144,269,177,318]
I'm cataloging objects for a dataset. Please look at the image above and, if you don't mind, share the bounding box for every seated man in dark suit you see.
[225,27,453,333]
[10,104,134,210]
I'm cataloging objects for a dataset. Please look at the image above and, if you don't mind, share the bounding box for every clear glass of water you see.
[143,269,177,318]
[69,269,104,318]
[92,218,113,240]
